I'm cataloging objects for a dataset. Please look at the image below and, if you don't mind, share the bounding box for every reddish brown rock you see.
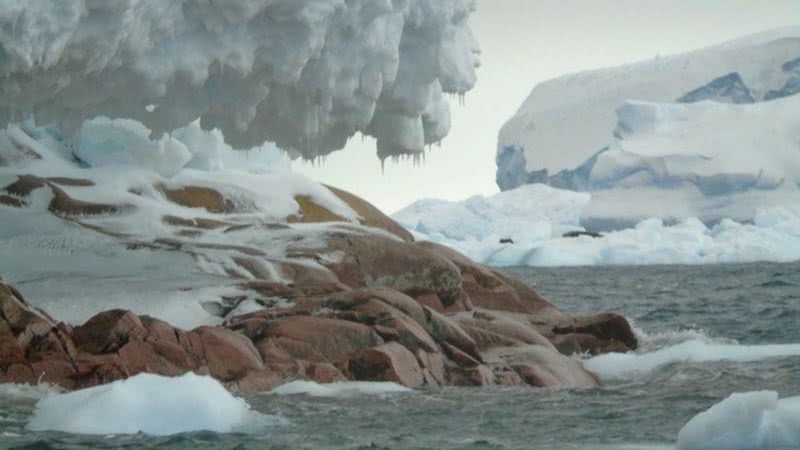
[326,186,414,242]
[228,369,284,393]
[29,358,77,388]
[449,364,496,386]
[416,350,447,385]
[0,201,640,393]
[193,327,264,382]
[302,361,347,384]
[456,310,555,351]
[552,313,637,352]
[259,316,382,362]
[349,342,424,388]
[490,346,599,388]
[73,353,128,388]
[418,241,557,315]
[321,232,463,306]
[72,310,148,354]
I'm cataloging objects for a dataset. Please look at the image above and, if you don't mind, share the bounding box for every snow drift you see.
[0,0,479,160]
[27,373,279,435]
[0,117,360,328]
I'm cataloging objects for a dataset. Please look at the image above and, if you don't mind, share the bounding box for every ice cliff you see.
[497,27,800,227]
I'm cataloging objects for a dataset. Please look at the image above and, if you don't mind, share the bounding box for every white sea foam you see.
[0,383,59,401]
[584,340,800,379]
[677,391,800,449]
[27,373,284,435]
[270,380,412,398]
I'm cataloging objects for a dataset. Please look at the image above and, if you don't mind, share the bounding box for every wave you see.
[631,325,738,352]
[270,380,413,398]
[0,383,59,401]
[584,339,800,379]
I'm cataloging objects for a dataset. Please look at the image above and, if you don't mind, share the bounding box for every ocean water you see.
[1,262,799,450]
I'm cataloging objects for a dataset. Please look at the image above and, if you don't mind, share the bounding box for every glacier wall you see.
[498,27,800,188]
[0,0,479,160]
[496,27,800,227]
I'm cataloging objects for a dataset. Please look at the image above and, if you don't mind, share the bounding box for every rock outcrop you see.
[0,138,636,391]
[0,209,636,392]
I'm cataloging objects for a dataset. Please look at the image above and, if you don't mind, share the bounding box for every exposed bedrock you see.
[0,184,636,391]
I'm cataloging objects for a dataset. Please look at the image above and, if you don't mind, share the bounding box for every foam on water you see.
[584,340,800,379]
[270,381,413,398]
[0,384,59,401]
[677,391,800,449]
[27,373,284,436]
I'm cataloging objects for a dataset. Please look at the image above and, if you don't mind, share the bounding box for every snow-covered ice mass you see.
[397,27,800,267]
[27,373,280,435]
[0,0,478,160]
[393,183,800,266]
[678,391,800,450]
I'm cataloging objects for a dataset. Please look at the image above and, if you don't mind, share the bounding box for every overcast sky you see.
[294,0,800,214]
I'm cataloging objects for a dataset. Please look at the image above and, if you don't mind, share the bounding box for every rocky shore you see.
[0,136,635,392]
[0,194,635,392]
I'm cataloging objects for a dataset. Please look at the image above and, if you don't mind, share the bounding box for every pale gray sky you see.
[295,0,800,214]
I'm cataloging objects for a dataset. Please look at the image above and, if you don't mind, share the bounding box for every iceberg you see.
[393,184,590,265]
[498,26,800,191]
[497,27,800,227]
[27,373,280,435]
[677,391,800,450]
[394,185,800,267]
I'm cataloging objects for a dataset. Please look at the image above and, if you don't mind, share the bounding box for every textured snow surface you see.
[394,184,800,267]
[0,119,369,328]
[27,373,281,435]
[271,380,412,398]
[677,391,800,450]
[0,0,478,160]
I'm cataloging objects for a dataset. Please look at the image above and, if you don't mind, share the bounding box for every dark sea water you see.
[1,262,799,450]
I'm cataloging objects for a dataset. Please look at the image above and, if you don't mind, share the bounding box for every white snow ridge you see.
[0,0,479,160]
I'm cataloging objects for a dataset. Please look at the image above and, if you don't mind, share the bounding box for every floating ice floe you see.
[677,391,800,450]
[27,373,283,435]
